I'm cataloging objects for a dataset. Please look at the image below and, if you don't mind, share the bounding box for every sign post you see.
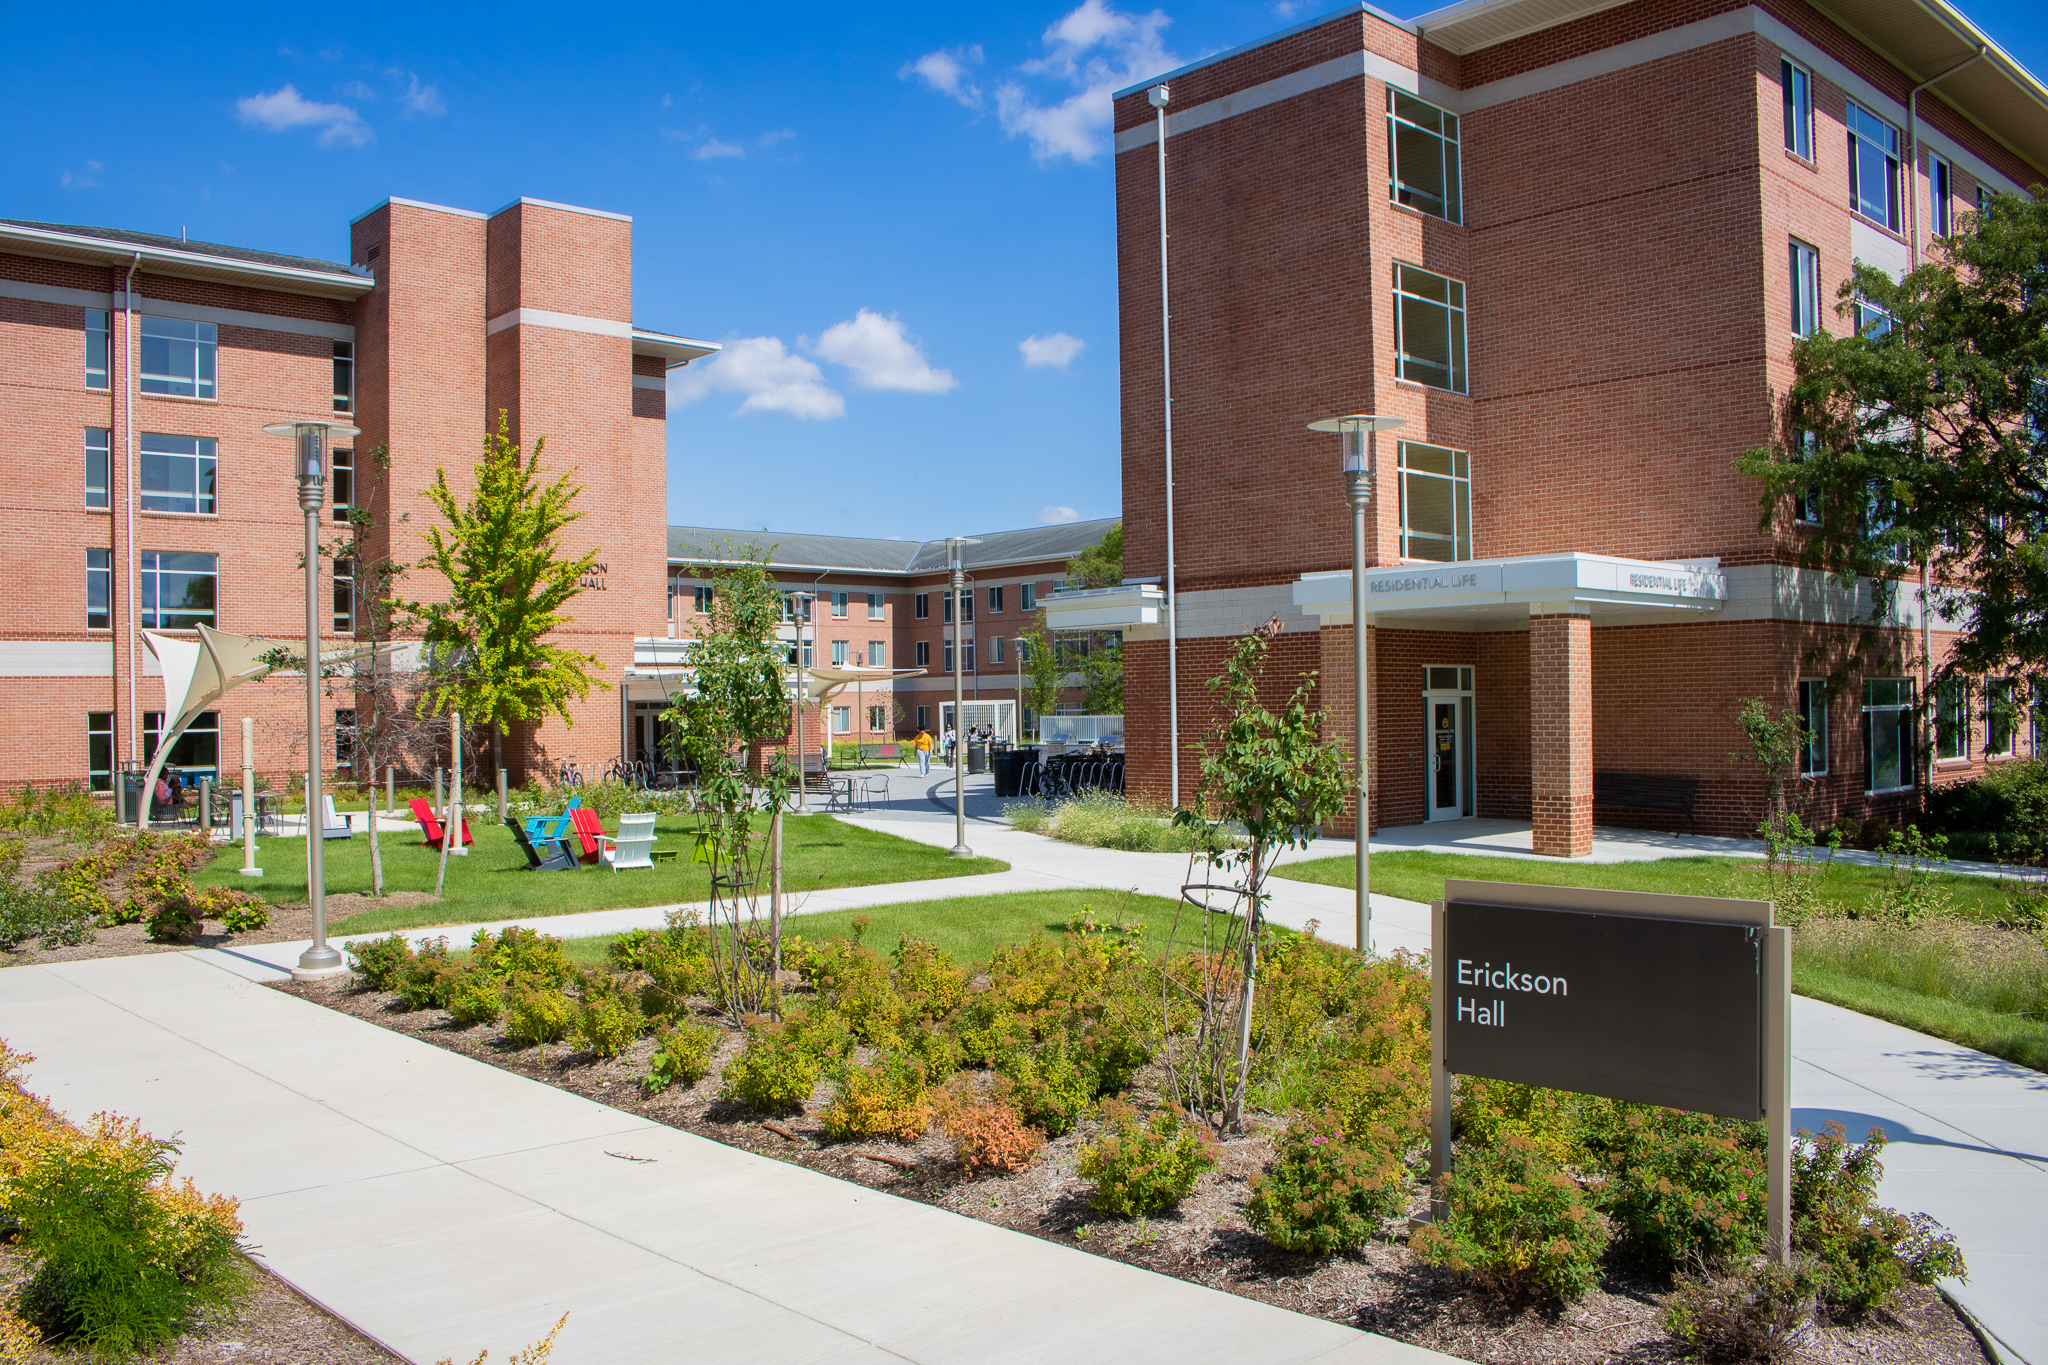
[1429,880,1792,1262]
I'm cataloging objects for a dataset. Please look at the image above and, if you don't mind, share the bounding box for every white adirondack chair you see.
[599,812,658,871]
[320,794,353,840]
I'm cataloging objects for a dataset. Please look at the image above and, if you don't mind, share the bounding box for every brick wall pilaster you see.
[1529,611,1592,857]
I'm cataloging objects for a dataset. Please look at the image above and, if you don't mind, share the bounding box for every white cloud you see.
[60,160,103,189]
[994,0,1179,163]
[693,138,745,161]
[811,310,957,394]
[235,85,372,146]
[338,80,378,100]
[1039,505,1081,524]
[670,337,845,420]
[758,128,796,147]
[900,44,985,107]
[397,72,445,116]
[1270,0,1306,15]
[1020,331,1086,369]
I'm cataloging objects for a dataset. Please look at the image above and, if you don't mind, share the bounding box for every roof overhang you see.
[1042,582,1166,630]
[1294,553,1729,625]
[0,221,374,299]
[633,328,720,369]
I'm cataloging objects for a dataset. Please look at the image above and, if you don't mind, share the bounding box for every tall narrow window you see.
[1387,88,1461,222]
[1927,152,1953,237]
[1935,678,1970,760]
[85,429,110,509]
[139,435,217,514]
[86,549,110,629]
[988,584,1004,614]
[831,591,848,618]
[1781,58,1813,159]
[1798,679,1829,775]
[915,593,929,619]
[87,712,114,791]
[832,706,851,734]
[1397,441,1472,561]
[868,640,886,667]
[943,593,952,624]
[916,641,930,667]
[333,558,356,633]
[867,592,884,619]
[1393,263,1467,394]
[694,585,714,614]
[943,641,954,673]
[917,706,930,731]
[1847,102,1901,230]
[1791,429,1822,524]
[85,309,109,389]
[868,705,887,732]
[1864,678,1915,792]
[139,317,217,399]
[332,340,354,413]
[965,638,975,671]
[331,447,353,523]
[1020,582,1036,611]
[1790,240,1820,336]
[139,551,217,629]
[1987,678,2016,756]
[831,639,848,666]
[990,636,1005,665]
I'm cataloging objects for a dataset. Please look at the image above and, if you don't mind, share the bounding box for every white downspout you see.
[1150,83,1179,809]
[122,253,141,778]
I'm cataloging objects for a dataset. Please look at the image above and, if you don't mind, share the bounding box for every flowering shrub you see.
[348,933,416,991]
[391,939,456,1011]
[1000,1035,1097,1138]
[944,1094,1044,1175]
[471,926,575,992]
[806,941,909,1046]
[1246,1108,1410,1254]
[717,1005,848,1113]
[641,1021,721,1096]
[892,936,967,1017]
[570,992,642,1059]
[1454,1078,1585,1169]
[1411,1134,1610,1306]
[1076,1101,1217,1217]
[505,988,572,1049]
[443,969,504,1026]
[821,1053,935,1141]
[1792,1122,1966,1317]
[1598,1107,1767,1273]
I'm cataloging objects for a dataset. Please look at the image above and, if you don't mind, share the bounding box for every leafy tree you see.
[1081,633,1124,715]
[1065,521,1123,589]
[409,413,607,779]
[1737,191,2048,687]
[1016,624,1065,738]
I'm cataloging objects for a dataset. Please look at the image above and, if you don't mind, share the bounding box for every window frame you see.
[831,706,851,735]
[831,639,848,667]
[1781,57,1814,160]
[914,593,929,619]
[867,591,884,620]
[335,708,358,771]
[85,428,110,509]
[943,641,954,673]
[868,639,886,667]
[1798,678,1829,775]
[868,704,887,733]
[693,584,714,615]
[1863,677,1916,794]
[139,551,217,631]
[331,447,354,523]
[138,316,218,400]
[333,557,356,634]
[85,309,110,390]
[332,340,354,414]
[988,584,1004,614]
[1847,101,1902,231]
[1392,262,1468,395]
[1396,440,1472,562]
[86,548,111,630]
[1934,677,1971,761]
[917,705,931,731]
[915,640,930,667]
[138,434,218,516]
[143,708,220,776]
[831,590,848,618]
[1020,582,1036,612]
[1790,239,1821,337]
[87,711,114,791]
[990,635,1005,665]
[1986,677,2016,757]
[1928,151,1953,237]
[1387,87,1463,223]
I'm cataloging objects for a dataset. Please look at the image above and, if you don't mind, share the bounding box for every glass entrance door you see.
[1421,666,1475,822]
[1428,700,1460,819]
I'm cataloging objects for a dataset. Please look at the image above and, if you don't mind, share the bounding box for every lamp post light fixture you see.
[1306,414,1405,957]
[262,417,359,981]
[947,536,981,858]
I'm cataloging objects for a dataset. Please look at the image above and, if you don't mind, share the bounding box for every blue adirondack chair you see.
[523,795,579,842]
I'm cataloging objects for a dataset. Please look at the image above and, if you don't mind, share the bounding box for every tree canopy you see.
[1066,522,1123,589]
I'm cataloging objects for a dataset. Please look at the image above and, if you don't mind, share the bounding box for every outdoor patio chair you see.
[320,794,353,841]
[599,812,658,871]
[567,806,605,863]
[507,818,579,872]
[522,796,579,842]
[407,798,473,850]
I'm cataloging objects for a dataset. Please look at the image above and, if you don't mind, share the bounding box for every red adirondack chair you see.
[407,798,473,849]
[567,806,604,863]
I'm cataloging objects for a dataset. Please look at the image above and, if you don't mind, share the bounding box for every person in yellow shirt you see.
[913,728,934,776]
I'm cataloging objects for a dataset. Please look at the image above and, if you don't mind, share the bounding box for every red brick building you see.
[1065,0,2048,851]
[0,198,714,794]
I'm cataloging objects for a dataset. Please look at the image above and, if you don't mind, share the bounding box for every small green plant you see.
[348,934,416,991]
[717,1006,847,1113]
[505,988,573,1050]
[443,970,504,1027]
[1599,1108,1768,1274]
[1000,1036,1097,1138]
[471,925,576,992]
[0,880,96,952]
[640,1021,721,1096]
[1411,1134,1611,1306]
[1660,1259,1816,1363]
[570,992,642,1059]
[820,1053,935,1141]
[198,885,271,934]
[891,936,967,1017]
[1075,1101,1217,1218]
[1246,1108,1410,1254]
[1791,1122,1966,1317]
[1867,829,1956,927]
[391,939,456,1011]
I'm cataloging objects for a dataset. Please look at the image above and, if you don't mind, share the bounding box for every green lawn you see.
[196,814,1008,936]
[1794,964,2048,1072]
[550,888,1240,971]
[1271,850,2013,920]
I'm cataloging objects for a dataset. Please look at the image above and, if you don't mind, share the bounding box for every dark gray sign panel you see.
[1444,899,1763,1119]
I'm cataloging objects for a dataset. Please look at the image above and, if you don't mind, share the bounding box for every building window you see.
[1798,679,1829,775]
[990,636,1005,665]
[1387,88,1462,223]
[1987,678,2016,756]
[914,593,929,619]
[333,341,354,413]
[1397,441,1471,561]
[1863,678,1915,793]
[988,584,1004,614]
[335,709,357,771]
[1393,263,1467,394]
[694,585,714,614]
[1790,240,1820,337]
[831,591,848,618]
[139,317,217,399]
[944,641,956,673]
[1856,296,1893,339]
[917,705,930,731]
[140,551,217,630]
[1021,582,1036,611]
[868,592,884,619]
[831,639,848,666]
[87,549,110,630]
[1978,183,1991,213]
[1781,58,1813,159]
[868,705,887,732]
[334,558,356,633]
[331,447,354,523]
[1791,430,1822,524]
[1935,679,1970,760]
[143,709,219,776]
[965,638,975,672]
[916,640,929,667]
[139,434,217,515]
[87,712,113,792]
[85,429,110,509]
[1847,102,1901,231]
[85,310,109,389]
[1927,152,1953,237]
[944,592,974,623]
[868,640,886,667]
[832,706,851,734]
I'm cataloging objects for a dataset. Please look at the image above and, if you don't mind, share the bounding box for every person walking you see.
[914,728,933,776]
[942,725,956,765]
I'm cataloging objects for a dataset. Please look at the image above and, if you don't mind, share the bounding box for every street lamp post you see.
[1307,414,1405,956]
[947,536,981,858]
[262,418,359,981]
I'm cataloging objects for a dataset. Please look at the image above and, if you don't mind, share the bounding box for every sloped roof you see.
[904,519,1122,571]
[668,517,1120,576]
[0,219,370,295]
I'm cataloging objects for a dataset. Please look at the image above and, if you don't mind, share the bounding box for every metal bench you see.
[1592,771,1699,835]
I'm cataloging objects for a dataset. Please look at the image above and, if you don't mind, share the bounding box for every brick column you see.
[1529,611,1592,858]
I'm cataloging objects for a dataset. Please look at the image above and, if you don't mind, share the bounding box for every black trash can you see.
[967,741,989,775]
[991,748,1029,798]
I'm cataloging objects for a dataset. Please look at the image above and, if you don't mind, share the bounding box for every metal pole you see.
[1428,898,1450,1224]
[795,594,806,814]
[1765,923,1793,1263]
[385,764,394,815]
[240,717,261,877]
[1348,440,1373,957]
[296,472,341,979]
[1152,85,1181,810]
[950,541,973,858]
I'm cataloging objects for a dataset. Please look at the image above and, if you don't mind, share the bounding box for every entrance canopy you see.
[1293,551,1727,626]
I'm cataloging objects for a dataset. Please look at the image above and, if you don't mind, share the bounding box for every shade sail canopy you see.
[800,665,926,702]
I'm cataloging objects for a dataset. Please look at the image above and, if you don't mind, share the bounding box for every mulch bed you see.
[276,974,1995,1365]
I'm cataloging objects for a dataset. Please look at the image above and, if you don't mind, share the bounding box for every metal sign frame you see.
[1429,879,1793,1262]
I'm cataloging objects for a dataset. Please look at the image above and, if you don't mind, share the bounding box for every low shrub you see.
[944,1092,1044,1175]
[1660,1259,1815,1364]
[1076,1101,1217,1218]
[505,988,572,1049]
[443,970,504,1027]
[196,884,271,934]
[1002,801,1050,833]
[0,879,95,952]
[348,933,416,991]
[807,941,909,1047]
[1453,1078,1583,1170]
[0,783,115,840]
[1791,1122,1966,1318]
[892,936,967,1018]
[821,1053,935,1141]
[146,902,202,944]
[1925,757,2048,862]
[640,1021,721,1096]
[471,926,575,992]
[638,936,713,1018]
[1042,791,1207,853]
[391,939,456,1011]
[1410,1134,1610,1306]
[717,1006,847,1113]
[571,992,642,1059]
[1246,1108,1411,1254]
[1000,1036,1096,1138]
[1598,1108,1768,1274]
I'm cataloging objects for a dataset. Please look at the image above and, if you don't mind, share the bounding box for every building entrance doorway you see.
[1422,666,1475,822]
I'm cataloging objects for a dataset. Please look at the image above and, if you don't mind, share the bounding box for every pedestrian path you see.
[0,952,1448,1365]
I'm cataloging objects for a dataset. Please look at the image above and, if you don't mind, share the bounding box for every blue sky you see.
[6,0,2044,544]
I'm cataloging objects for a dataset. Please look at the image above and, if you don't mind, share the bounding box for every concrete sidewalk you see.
[0,952,1446,1365]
